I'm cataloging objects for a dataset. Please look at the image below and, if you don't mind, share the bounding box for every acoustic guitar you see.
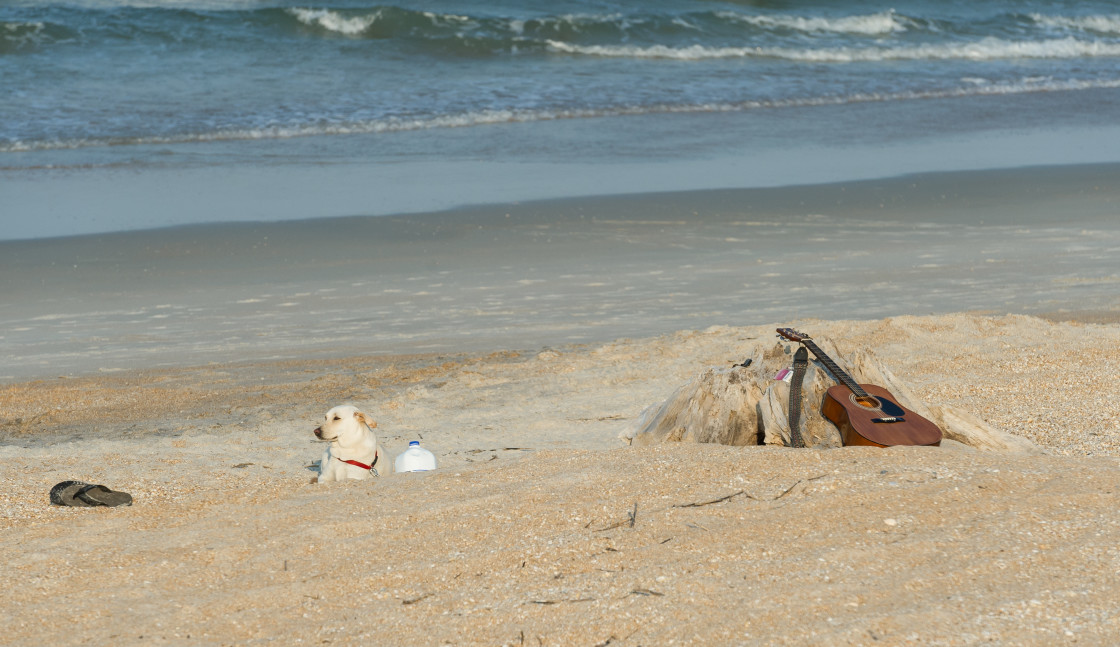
[776,328,942,448]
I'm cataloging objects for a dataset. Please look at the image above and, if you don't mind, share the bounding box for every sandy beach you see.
[3,299,1120,644]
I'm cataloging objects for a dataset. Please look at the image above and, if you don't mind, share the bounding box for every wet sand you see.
[3,163,1119,380]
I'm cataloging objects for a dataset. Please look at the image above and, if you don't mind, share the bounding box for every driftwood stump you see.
[620,337,1039,453]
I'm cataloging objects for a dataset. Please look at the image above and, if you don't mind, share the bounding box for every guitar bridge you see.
[871,417,905,424]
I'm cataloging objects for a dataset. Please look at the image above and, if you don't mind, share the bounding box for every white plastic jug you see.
[394,440,437,473]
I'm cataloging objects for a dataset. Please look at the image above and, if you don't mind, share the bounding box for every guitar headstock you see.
[776,327,811,343]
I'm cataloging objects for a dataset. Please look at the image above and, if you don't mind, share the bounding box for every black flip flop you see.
[49,481,133,507]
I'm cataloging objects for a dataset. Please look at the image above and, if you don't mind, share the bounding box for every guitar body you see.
[821,383,942,447]
[776,327,943,449]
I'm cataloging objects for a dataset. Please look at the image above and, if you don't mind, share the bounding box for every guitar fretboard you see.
[801,339,867,398]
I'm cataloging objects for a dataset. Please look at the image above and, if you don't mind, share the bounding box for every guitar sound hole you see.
[850,393,906,417]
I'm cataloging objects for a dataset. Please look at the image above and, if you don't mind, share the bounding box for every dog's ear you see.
[353,410,378,429]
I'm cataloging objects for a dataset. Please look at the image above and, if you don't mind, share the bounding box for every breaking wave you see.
[717,10,909,35]
[545,37,1120,62]
[1030,14,1120,34]
[287,7,382,36]
[282,7,914,40]
[0,20,76,53]
[8,6,1120,59]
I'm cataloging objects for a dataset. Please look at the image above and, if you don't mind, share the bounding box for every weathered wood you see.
[930,404,1041,453]
[622,365,763,447]
[621,336,1041,454]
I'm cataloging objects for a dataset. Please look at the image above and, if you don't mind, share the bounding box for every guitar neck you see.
[801,339,867,398]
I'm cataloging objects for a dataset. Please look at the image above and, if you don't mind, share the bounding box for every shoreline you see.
[4,162,1120,382]
[5,104,1120,242]
[5,160,1120,245]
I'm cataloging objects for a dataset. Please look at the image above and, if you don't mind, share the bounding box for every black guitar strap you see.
[788,345,809,448]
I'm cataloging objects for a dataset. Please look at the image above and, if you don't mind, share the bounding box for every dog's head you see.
[313,405,377,447]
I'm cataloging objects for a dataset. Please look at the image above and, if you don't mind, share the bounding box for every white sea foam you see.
[287,8,379,36]
[1031,14,1120,34]
[422,11,471,25]
[718,10,906,35]
[545,37,1120,62]
[3,21,44,32]
[5,76,1120,153]
[2,20,50,48]
[671,17,701,31]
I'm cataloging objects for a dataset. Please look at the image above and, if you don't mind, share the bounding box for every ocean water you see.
[4,1,1120,378]
[4,0,1120,239]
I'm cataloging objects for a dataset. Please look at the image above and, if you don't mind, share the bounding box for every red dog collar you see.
[340,454,378,471]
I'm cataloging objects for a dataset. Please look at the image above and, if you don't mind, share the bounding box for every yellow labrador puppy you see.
[311,405,386,483]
